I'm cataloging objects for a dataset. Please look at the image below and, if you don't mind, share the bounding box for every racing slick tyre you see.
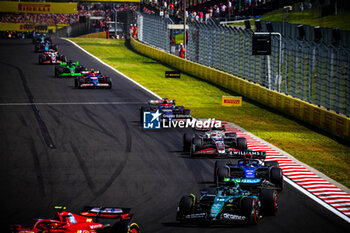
[75,76,84,89]
[39,56,43,64]
[216,167,230,184]
[270,167,284,191]
[214,161,228,184]
[74,77,79,88]
[61,55,67,63]
[260,189,278,216]
[190,137,202,157]
[183,133,193,152]
[139,106,151,122]
[265,161,279,168]
[241,198,260,225]
[236,137,248,151]
[113,221,140,233]
[178,195,195,222]
[105,77,112,89]
[183,109,191,119]
[55,66,62,77]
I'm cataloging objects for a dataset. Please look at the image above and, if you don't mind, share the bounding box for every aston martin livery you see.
[176,181,278,225]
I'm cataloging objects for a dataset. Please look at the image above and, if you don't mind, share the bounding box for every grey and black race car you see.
[214,151,284,192]
[39,50,67,64]
[176,181,278,225]
[183,126,248,157]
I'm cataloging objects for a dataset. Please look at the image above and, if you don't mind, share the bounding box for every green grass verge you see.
[69,38,350,188]
[229,9,350,31]
[261,10,350,30]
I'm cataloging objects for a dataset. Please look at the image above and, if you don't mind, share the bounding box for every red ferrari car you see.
[11,206,140,233]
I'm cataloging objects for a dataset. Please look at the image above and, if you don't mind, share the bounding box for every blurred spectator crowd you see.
[0,13,78,25]
[142,0,282,22]
[0,2,140,26]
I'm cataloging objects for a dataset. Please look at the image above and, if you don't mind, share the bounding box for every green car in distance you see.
[54,60,86,78]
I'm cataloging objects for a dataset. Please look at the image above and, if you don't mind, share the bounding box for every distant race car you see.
[183,126,248,157]
[2,30,20,39]
[11,206,140,233]
[214,151,284,191]
[34,41,58,53]
[55,60,86,78]
[32,33,52,44]
[176,181,278,225]
[139,99,191,122]
[39,50,67,64]
[75,69,112,89]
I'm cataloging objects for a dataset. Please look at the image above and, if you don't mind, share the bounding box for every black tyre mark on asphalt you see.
[30,139,45,196]
[88,113,131,201]
[118,114,132,153]
[0,61,56,149]
[101,104,132,153]
[70,142,97,195]
[82,105,122,144]
[19,114,28,127]
[69,111,132,200]
[46,105,121,140]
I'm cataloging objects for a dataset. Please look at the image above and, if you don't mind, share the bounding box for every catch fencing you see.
[137,13,350,117]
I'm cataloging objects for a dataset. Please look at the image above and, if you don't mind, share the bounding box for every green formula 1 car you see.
[54,60,86,78]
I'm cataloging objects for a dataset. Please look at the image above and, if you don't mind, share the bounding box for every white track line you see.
[63,38,162,100]
[285,177,350,223]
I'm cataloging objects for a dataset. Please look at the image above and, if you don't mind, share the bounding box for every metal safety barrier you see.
[136,13,350,117]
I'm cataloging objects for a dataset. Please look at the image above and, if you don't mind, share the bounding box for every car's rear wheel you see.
[260,189,278,216]
[242,198,260,225]
[236,137,247,151]
[216,166,229,184]
[139,106,150,122]
[190,137,202,157]
[214,161,228,184]
[55,67,61,77]
[183,109,191,118]
[106,77,112,89]
[270,167,283,190]
[183,133,193,152]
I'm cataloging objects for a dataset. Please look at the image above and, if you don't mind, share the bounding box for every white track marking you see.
[285,177,350,223]
[63,38,162,100]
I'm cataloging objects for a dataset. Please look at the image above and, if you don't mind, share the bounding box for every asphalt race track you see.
[0,39,349,233]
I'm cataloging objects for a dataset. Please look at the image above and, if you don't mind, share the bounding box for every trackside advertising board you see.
[0,1,78,14]
[222,96,242,107]
[0,23,67,32]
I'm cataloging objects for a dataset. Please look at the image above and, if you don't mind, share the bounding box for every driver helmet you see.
[243,160,250,167]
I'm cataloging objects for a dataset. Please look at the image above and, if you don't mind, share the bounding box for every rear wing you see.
[229,150,266,159]
[149,99,175,105]
[79,206,132,219]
